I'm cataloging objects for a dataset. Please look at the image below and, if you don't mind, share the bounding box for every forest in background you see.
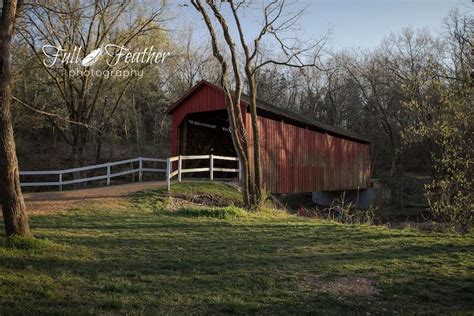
[9,1,472,218]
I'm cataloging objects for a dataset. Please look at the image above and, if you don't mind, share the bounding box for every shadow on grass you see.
[1,205,473,314]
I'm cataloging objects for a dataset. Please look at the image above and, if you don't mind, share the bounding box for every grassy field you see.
[1,182,473,315]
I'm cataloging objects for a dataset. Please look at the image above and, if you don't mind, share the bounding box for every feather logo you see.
[81,48,103,67]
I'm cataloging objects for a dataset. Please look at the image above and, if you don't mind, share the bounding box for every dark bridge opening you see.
[179,110,235,157]
[178,110,237,178]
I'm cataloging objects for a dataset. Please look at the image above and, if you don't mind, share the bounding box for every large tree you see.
[0,0,31,236]
[191,0,322,209]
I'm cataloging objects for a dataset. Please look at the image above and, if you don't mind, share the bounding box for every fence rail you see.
[166,154,240,191]
[20,155,240,191]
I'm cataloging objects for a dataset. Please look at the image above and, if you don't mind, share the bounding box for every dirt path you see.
[24,181,166,202]
[22,181,166,214]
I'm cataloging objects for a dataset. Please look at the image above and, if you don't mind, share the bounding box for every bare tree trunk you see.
[191,0,253,208]
[222,78,252,207]
[95,132,103,165]
[0,0,31,237]
[133,94,143,156]
[71,125,88,187]
[247,76,263,205]
[72,125,88,167]
[194,0,318,209]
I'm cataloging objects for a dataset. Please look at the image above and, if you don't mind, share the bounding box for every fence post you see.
[59,173,63,191]
[107,163,111,186]
[210,154,214,181]
[166,158,171,191]
[139,157,143,182]
[178,155,182,183]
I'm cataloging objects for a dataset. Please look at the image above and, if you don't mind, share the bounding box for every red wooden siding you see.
[168,81,371,193]
[170,84,226,155]
[246,113,371,193]
[170,84,246,156]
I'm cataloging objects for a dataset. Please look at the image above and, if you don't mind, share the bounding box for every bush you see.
[172,206,248,219]
[402,80,473,233]
[425,179,473,233]
[297,204,375,225]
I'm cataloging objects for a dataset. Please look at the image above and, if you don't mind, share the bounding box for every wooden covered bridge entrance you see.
[167,80,371,194]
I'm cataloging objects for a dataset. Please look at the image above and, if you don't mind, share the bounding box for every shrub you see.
[172,206,248,219]
[425,179,473,233]
[403,81,473,233]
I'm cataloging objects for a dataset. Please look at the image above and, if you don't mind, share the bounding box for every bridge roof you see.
[167,80,370,144]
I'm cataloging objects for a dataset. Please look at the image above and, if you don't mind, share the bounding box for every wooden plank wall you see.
[247,113,371,193]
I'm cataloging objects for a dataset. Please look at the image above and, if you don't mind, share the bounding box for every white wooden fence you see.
[20,155,240,191]
[166,154,241,191]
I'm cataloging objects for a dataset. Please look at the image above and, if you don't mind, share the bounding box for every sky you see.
[298,0,472,50]
[174,0,472,51]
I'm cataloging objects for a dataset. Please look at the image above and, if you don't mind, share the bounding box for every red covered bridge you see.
[167,80,371,194]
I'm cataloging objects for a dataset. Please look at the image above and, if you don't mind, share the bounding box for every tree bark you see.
[246,75,263,205]
[191,0,254,208]
[195,0,314,209]
[0,0,31,237]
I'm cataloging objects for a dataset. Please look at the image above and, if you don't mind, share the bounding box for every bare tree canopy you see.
[15,0,171,167]
[190,0,325,208]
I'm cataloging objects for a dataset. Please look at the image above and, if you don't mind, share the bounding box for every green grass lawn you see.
[1,182,473,315]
